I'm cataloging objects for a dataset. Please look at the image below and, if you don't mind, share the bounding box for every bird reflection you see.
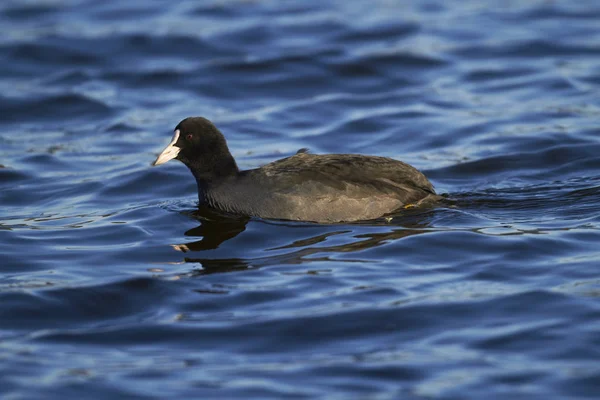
[173,205,249,252]
[171,206,438,276]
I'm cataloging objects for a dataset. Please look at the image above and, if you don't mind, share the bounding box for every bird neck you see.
[188,151,239,186]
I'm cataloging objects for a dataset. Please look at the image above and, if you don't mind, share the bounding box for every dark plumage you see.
[153,117,439,223]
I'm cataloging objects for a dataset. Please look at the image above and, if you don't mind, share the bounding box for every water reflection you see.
[175,206,437,276]
[173,206,249,252]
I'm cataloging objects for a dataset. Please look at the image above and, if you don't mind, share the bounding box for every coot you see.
[153,117,438,223]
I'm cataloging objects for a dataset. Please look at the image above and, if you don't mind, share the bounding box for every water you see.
[1,0,600,398]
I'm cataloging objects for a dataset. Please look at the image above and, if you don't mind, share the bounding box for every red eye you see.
[186,134,193,141]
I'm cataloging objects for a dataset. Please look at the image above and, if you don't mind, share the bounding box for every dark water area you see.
[1,0,600,398]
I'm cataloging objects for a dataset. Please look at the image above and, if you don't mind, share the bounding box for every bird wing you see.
[246,153,435,196]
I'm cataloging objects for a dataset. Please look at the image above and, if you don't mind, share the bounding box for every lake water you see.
[1,1,600,398]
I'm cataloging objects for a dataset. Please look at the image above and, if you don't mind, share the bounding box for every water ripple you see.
[1,0,600,398]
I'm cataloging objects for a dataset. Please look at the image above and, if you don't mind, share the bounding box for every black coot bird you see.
[153,117,439,223]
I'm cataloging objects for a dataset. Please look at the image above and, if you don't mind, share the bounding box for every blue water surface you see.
[1,0,600,398]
